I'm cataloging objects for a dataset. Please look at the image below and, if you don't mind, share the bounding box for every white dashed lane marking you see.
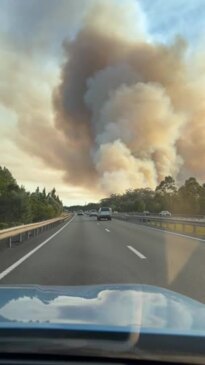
[127,245,146,259]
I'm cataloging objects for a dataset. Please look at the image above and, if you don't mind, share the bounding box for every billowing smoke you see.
[1,0,205,195]
[53,0,203,194]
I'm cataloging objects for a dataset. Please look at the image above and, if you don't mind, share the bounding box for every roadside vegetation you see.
[68,176,205,216]
[0,166,63,229]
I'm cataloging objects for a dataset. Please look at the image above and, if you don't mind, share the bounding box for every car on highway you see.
[159,210,172,217]
[89,209,98,217]
[97,207,112,220]
[143,210,150,216]
[77,210,84,216]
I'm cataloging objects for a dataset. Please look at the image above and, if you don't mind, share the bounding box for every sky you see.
[0,0,205,205]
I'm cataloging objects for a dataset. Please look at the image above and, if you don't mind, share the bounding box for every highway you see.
[0,214,205,303]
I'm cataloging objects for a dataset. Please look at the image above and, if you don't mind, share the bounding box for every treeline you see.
[68,176,205,216]
[100,177,205,215]
[0,166,63,228]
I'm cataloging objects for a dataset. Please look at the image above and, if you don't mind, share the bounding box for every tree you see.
[178,177,201,214]
[11,188,32,224]
[199,184,205,214]
[42,188,46,199]
[156,176,177,194]
[30,187,63,222]
[0,166,18,196]
[0,166,63,226]
[155,176,177,212]
[51,188,56,199]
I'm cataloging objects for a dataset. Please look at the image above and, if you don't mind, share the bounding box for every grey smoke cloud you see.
[1,0,205,195]
[52,1,192,193]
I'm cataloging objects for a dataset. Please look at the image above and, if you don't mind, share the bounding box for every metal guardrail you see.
[0,214,72,249]
[113,214,205,238]
[116,212,205,222]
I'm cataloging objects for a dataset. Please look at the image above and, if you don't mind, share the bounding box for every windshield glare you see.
[0,0,205,361]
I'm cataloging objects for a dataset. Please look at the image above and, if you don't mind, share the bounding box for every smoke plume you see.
[53,0,203,194]
[1,0,205,195]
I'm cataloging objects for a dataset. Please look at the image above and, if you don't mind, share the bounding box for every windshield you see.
[1,0,205,362]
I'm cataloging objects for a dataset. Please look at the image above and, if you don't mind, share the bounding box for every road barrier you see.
[0,214,72,250]
[114,214,205,239]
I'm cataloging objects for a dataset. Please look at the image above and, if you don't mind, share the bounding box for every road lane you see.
[0,220,70,273]
[0,215,148,286]
[104,218,205,301]
[0,217,75,280]
[0,214,205,302]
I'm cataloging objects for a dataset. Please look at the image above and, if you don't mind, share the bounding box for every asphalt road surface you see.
[0,214,205,303]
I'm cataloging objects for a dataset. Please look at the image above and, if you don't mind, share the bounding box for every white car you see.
[143,211,150,216]
[89,210,98,217]
[159,210,171,217]
[77,210,84,216]
[97,207,112,221]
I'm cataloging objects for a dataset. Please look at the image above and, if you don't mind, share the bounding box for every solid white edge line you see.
[127,245,146,259]
[0,215,75,281]
[105,228,110,232]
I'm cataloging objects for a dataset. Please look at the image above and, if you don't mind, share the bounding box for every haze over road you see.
[0,215,205,303]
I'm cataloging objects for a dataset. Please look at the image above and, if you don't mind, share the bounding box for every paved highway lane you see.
[0,215,205,302]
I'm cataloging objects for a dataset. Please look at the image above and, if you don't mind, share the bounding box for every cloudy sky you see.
[1,0,205,205]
